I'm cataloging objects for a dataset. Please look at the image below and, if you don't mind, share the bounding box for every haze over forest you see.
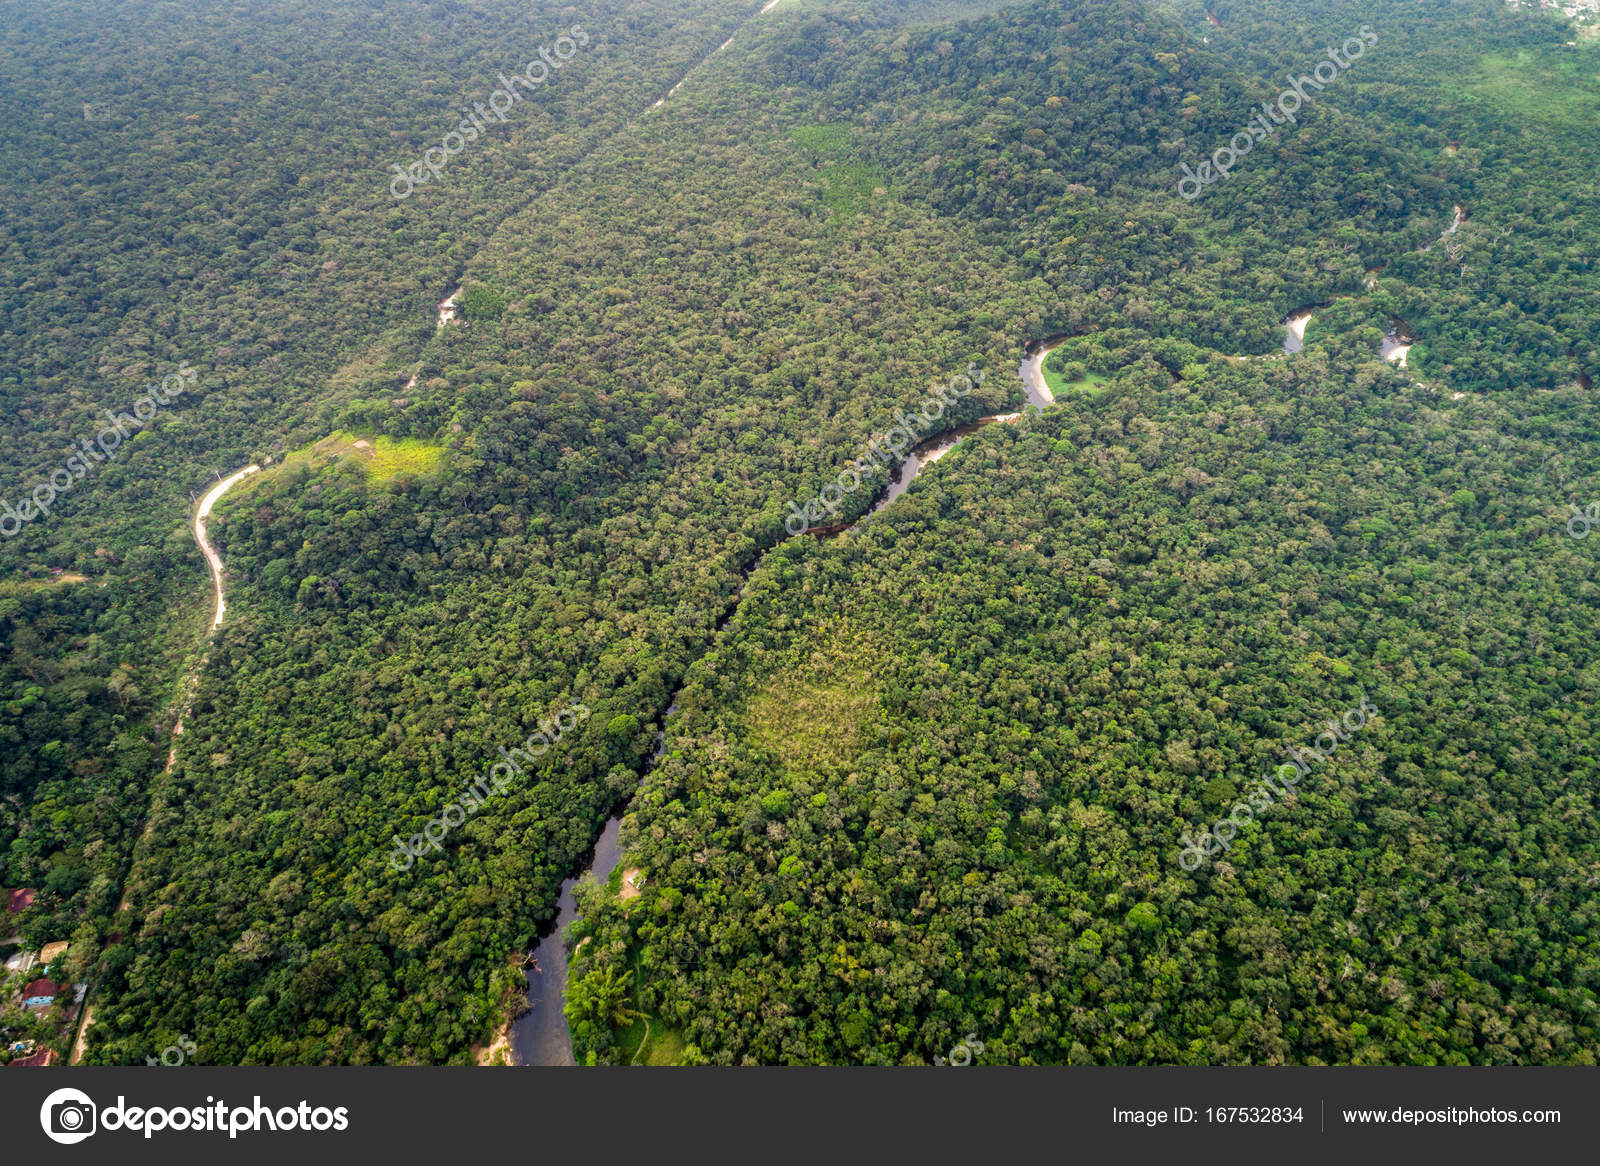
[1,0,1597,1068]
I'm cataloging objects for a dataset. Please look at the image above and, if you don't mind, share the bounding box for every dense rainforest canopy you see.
[1,0,1595,1066]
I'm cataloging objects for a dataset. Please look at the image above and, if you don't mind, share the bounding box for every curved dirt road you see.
[194,465,260,628]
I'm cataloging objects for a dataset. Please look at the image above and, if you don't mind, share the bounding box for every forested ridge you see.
[571,331,1600,1065]
[2,0,1596,1066]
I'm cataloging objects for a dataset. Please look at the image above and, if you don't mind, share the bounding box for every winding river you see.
[1421,204,1465,253]
[511,706,676,1066]
[511,815,624,1066]
[507,342,1059,1064]
[1018,338,1064,408]
[500,263,1451,1063]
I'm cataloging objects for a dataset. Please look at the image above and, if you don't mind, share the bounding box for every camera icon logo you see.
[39,1087,97,1144]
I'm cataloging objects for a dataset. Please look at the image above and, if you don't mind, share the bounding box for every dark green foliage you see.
[4,0,1597,1068]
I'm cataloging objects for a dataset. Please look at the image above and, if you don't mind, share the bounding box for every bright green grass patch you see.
[617,1015,688,1066]
[818,163,888,219]
[788,124,887,218]
[1065,375,1111,397]
[1453,48,1600,125]
[789,122,853,157]
[1043,352,1111,398]
[610,949,690,1065]
[640,1024,687,1066]
[287,431,444,483]
[745,628,882,773]
[363,436,443,482]
[1053,370,1111,398]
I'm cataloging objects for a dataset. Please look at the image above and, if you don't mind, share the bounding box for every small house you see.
[22,978,58,1010]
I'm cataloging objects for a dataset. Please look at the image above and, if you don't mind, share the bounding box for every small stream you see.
[1420,205,1465,253]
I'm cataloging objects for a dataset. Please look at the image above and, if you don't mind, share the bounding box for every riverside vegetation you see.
[1,0,1596,1066]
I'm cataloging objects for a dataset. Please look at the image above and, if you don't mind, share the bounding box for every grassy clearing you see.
[284,431,444,483]
[0,573,92,597]
[363,436,444,481]
[1054,370,1111,397]
[789,123,887,219]
[818,164,889,218]
[1455,48,1600,125]
[616,1014,688,1065]
[610,949,689,1065]
[639,1024,687,1066]
[745,628,882,774]
[1042,352,1111,398]
[790,123,853,157]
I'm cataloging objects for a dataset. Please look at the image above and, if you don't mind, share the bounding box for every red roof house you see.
[22,978,58,1008]
[8,1048,56,1066]
[6,888,36,914]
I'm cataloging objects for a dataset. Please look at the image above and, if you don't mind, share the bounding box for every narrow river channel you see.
[505,301,1440,1061]
[508,341,1059,1064]
[510,816,624,1065]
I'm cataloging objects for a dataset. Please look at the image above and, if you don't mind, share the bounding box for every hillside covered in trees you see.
[2,0,1596,1066]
